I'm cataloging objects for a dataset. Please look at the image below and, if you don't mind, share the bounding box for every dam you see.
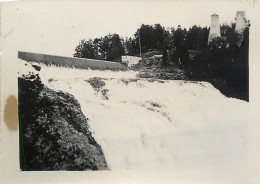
[18,51,127,71]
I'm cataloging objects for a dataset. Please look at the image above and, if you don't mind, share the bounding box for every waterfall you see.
[35,63,248,173]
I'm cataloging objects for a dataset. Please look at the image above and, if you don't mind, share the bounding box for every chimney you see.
[235,11,246,35]
[208,13,221,44]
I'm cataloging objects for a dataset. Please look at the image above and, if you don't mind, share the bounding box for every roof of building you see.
[211,13,219,17]
[236,11,245,16]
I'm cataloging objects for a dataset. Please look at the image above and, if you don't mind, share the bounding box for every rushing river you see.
[34,64,249,173]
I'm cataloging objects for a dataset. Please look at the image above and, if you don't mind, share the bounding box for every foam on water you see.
[19,61,249,181]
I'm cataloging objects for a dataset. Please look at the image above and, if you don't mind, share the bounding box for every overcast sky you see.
[1,1,255,57]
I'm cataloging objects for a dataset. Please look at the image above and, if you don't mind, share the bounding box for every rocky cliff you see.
[18,62,108,171]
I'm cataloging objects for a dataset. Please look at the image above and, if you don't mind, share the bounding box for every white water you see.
[19,61,249,181]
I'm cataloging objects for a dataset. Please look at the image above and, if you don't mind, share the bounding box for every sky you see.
[1,0,255,57]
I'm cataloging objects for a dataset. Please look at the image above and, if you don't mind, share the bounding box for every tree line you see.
[74,23,211,62]
[74,22,249,101]
[181,24,249,101]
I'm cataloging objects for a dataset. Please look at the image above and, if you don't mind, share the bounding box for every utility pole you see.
[138,29,142,57]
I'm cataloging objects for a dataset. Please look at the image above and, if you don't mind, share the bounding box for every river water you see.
[18,61,248,182]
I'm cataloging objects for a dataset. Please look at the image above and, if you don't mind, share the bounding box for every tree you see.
[172,25,186,63]
[74,39,97,59]
[153,24,167,50]
[99,34,124,62]
[74,34,125,62]
[134,24,154,52]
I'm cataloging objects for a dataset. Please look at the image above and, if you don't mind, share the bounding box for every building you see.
[208,13,221,44]
[122,55,142,68]
[235,11,246,35]
[235,11,247,46]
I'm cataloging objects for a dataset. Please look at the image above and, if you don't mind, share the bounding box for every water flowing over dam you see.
[27,62,248,173]
[17,57,250,182]
[18,51,127,71]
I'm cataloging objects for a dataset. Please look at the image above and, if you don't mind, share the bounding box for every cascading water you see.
[33,63,249,173]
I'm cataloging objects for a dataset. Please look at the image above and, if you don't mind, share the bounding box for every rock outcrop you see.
[18,62,108,171]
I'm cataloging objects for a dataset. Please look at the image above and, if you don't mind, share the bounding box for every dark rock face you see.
[31,64,41,71]
[18,71,108,171]
[86,77,106,91]
[86,78,109,100]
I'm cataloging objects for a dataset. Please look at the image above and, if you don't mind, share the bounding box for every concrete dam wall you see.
[18,51,127,71]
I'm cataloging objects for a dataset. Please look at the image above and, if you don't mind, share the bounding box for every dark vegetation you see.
[18,65,108,171]
[74,22,249,101]
[181,24,249,101]
[74,34,124,62]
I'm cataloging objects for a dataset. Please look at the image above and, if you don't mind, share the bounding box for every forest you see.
[74,23,249,101]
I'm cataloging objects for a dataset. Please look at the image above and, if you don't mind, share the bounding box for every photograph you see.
[1,0,259,183]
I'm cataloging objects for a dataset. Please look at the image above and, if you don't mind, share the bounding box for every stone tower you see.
[235,11,246,35]
[235,11,247,46]
[208,13,221,44]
